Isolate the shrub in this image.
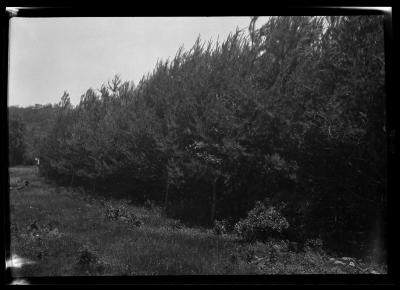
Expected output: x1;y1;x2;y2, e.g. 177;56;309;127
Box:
104;201;143;227
234;201;289;242
213;220;229;235
105;202;126;220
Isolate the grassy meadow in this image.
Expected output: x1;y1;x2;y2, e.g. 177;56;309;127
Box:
8;166;386;276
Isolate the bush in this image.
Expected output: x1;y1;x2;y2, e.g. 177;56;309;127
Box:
104;201;143;228
104;202;129;220
213;219;232;236
234;201;289;242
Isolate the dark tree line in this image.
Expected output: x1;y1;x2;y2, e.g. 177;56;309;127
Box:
10;16;387;258
8;104;58;165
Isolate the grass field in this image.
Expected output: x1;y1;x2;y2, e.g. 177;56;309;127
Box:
8;166;387;276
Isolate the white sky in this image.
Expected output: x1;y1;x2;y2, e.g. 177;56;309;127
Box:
8;17;269;107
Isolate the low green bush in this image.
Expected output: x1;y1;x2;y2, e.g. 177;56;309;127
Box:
104;201;143;228
213;219;231;236
234;201;289;242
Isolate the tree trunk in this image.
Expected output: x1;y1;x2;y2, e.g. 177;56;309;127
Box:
164;177;170;207
211;178;217;223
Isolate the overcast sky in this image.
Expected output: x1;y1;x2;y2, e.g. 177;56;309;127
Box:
8;17;267;107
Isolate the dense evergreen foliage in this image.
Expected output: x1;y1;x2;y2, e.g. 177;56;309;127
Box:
8;16;387;260
8;104;57;164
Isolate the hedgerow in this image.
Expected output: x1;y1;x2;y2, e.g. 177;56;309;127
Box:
31;16;386;260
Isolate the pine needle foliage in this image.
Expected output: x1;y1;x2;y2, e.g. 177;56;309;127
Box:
37;16;386;257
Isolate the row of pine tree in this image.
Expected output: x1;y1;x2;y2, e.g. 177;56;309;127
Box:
9;16;387;257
